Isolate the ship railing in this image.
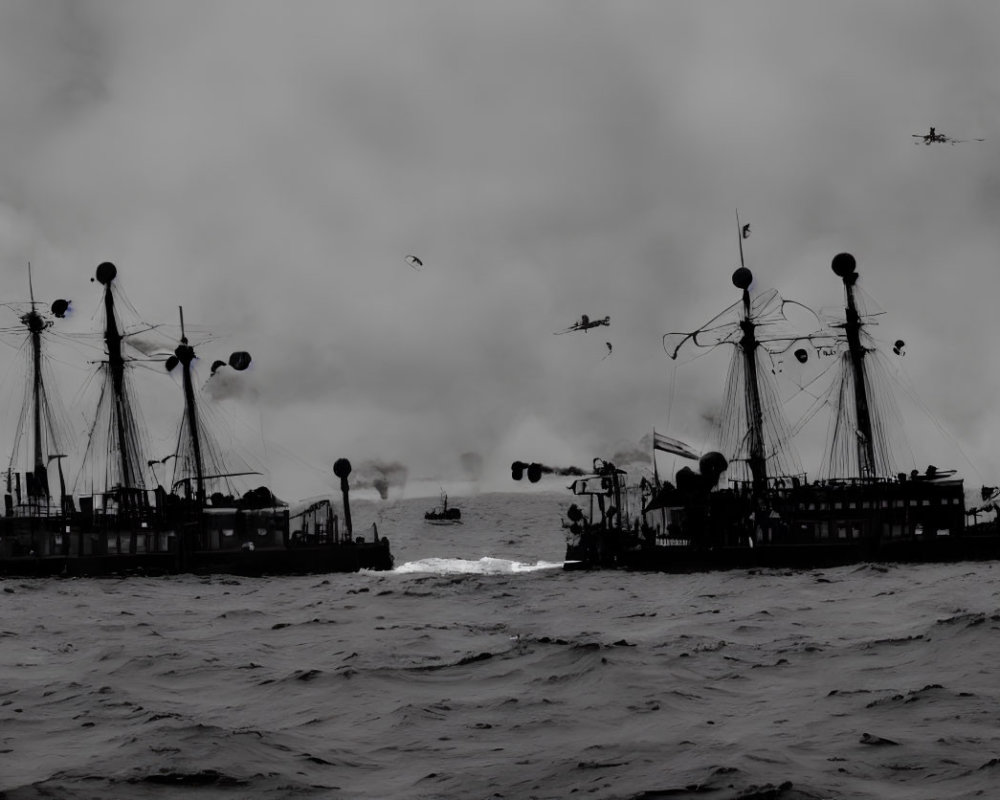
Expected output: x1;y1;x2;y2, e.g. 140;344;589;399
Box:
725;474;964;498
7;501;63;518
727;474;809;494
655;532;692;547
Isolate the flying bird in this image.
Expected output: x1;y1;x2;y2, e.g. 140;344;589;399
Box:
602;342;613;360
741;223;751;239
405;255;424;270
911;126;984;146
554;314;611;335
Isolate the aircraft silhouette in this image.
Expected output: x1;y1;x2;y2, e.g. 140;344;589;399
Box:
912;126;984;146
554;314;610;335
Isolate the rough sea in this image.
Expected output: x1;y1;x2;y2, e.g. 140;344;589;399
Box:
3;489;1000;799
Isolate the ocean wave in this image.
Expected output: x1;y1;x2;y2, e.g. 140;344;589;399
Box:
9;502;1000;800
393;556;563;575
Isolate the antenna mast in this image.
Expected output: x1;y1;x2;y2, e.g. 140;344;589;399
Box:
736;209;746;268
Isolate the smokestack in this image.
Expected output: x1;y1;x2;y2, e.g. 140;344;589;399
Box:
333;458;353;537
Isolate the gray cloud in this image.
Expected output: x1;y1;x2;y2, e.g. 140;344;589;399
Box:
2;1;999;499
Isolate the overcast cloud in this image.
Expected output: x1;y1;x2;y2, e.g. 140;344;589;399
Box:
1;1;998;499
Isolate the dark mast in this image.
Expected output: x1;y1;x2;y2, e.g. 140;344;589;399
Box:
6;269;72;509
732;212;768;495
174;307;205;504
26;288;46;492
832;252;877;479
20;267;50;500
95;261;145;497
733;264;768;495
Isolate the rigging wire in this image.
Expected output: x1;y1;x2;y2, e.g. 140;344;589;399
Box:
882;350;986;483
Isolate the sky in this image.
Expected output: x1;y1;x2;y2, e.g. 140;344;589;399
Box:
0;0;999;500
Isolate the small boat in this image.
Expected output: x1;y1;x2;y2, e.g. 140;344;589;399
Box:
549;249;1000;571
424;490;462;524
0;262;392;577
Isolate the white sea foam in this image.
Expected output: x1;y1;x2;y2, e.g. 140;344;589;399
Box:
394;556;563;574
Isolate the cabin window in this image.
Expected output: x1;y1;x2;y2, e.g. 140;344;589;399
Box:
894;501;904;508
848;502;857;509
834;502;843;510
223;529;235;538
880;501;889;508
808;503;816;511
921;500;930;506
837;527;848;539
257;527;269;538
953;498;961;505
820;503;828;511
141;521;148;529
818;522;829;539
861;502;870;509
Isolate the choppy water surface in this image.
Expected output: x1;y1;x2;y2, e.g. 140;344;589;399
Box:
4;491;1000;799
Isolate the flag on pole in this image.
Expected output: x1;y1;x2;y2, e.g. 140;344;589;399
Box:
652;432;700;460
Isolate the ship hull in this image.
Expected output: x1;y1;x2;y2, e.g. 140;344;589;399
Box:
563;468;1000;572
0;504;393;578
566;531;1000;572
0;541;394;578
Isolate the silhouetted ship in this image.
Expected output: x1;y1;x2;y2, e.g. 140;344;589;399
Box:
424;490;462;524
0;262;392;577
554;252;1000;571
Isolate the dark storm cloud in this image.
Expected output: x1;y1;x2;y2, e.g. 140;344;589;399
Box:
2;1;999;498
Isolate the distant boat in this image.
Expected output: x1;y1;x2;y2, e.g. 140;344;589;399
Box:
550;250;1000;571
0;262;392;577
424;491;462;525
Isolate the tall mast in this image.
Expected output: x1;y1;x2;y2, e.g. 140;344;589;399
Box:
174;306;205;504
832;252;877;478
732;265;768;495
26;266;45;484
11;266;73;506
15;263;52;502
95;261;142;496
733;211;767;494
